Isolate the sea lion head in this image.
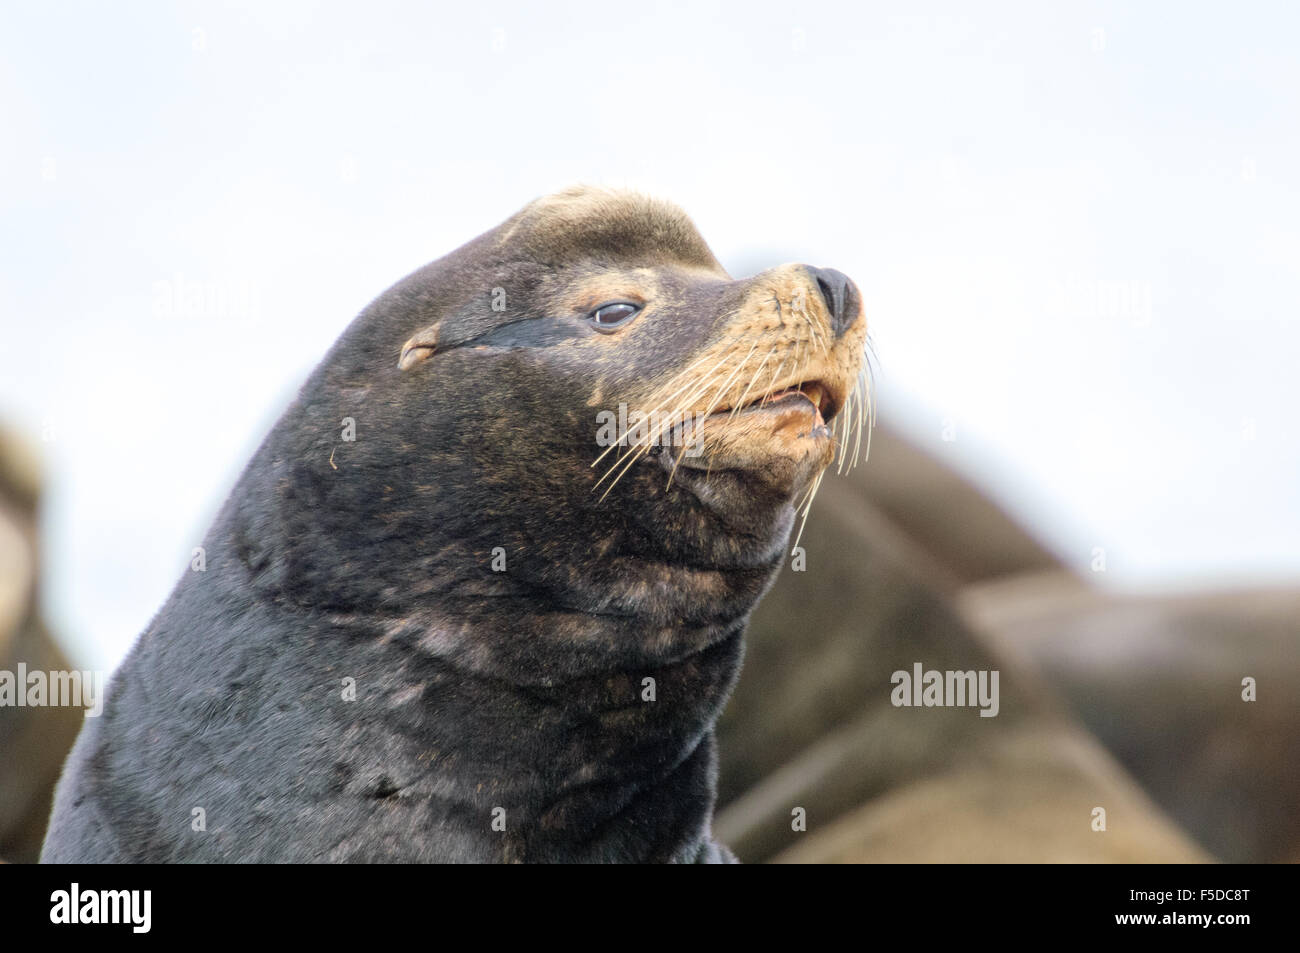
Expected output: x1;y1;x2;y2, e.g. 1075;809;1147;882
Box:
242;186;869;657
396;185;867;526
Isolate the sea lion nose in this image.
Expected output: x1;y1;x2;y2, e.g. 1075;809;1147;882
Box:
806;266;862;339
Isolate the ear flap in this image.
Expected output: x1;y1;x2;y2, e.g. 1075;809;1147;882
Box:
398;323;440;370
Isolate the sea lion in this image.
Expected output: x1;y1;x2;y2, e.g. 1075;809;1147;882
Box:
962;575;1300;863
712;419;1291;863
713;425;1208;863
42;186;869;863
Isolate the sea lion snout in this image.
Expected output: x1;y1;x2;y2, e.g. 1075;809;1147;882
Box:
805;266;863;340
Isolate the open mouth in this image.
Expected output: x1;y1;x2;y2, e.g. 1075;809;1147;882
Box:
712;380;841;430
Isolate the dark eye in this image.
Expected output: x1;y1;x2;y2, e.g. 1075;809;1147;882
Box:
590;302;640;331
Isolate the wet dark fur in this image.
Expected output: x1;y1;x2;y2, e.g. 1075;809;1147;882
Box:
43;189;823;863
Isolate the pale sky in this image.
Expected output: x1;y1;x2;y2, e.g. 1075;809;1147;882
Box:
2;1;1298;671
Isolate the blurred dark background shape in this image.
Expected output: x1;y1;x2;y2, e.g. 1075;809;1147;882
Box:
715;420;1299;862
963;578;1300;863
0;426;84;863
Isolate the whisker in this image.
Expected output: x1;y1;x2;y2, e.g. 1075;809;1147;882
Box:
790;467;826;553
596;373;723;496
664;341;761;488
592;347;741;485
836;381;855;474
589;346;734;470
728;347;777;422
